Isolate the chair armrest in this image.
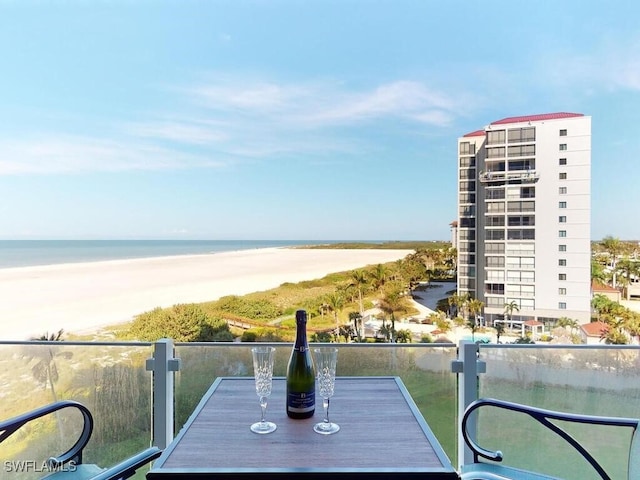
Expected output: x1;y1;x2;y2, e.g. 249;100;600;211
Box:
89;447;162;480
462;398;639;479
0;400;93;467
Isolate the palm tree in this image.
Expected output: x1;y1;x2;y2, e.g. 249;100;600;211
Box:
350;269;368;314
378;282;405;343
503;301;520;330
617;258;640;300
556;317;579;333
468;298;485;326
23;329;72;442
349;311;363;342
24;329;72;403
369;264;388;292
601;236;625;288
326;291;345;339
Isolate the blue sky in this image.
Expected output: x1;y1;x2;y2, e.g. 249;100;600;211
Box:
1;1;639;241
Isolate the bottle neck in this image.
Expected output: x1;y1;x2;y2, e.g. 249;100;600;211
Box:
294;321;308;348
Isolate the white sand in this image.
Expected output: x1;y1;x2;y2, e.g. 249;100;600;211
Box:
0;247;413;341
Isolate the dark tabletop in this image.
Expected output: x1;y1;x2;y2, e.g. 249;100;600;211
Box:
147;376;458;479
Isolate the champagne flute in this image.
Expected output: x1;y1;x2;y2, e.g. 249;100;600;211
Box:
250;346;277;434
313;347;340;435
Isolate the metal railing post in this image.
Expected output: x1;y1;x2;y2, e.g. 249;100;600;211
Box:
146;338;181;450
451;340;485;470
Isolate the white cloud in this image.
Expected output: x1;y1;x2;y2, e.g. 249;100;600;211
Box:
0;135;225;175
186;77;461;127
130;121;228;145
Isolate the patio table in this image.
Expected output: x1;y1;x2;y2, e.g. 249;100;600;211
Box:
147;376;457;479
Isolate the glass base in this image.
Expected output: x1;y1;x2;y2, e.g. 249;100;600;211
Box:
250;421;277;434
313;421;340;435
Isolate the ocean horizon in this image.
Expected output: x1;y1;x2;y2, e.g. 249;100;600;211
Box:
0;239;355;269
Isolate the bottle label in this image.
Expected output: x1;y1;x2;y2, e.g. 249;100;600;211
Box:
287;390;315;413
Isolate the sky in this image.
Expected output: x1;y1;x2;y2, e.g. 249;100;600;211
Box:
1;1;639;241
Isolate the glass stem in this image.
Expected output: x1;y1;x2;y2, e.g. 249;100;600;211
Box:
323;397;330;425
259;396;268;423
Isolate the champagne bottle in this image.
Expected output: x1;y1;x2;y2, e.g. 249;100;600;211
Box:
286;309;315;419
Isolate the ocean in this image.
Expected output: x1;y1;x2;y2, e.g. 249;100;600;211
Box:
0;240;337;269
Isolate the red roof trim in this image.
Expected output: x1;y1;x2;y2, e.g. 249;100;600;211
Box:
581;321;609;336
491;112;583;125
591;280;619;293
463;129;485;137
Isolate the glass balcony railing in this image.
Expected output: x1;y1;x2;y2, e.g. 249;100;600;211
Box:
1;340;638;479
475;344;640;479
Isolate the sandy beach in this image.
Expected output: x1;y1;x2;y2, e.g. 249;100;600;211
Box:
0;247;413;341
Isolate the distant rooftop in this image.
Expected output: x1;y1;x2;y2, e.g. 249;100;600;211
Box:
463;129;485;137
491;112;584;125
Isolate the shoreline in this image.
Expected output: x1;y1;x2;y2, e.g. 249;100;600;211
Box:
0;247;413;341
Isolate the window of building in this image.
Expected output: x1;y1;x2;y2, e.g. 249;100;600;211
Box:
486;146;506;158
486;283;505;295
559;129;567;136
506;242;535;255
559;172;567;180
521;187;535;199
508;158;535;171
458;254;476;264
559;158;567;165
559;144;567;151
460;156;476;168
559;230;567;237
507;229;535;240
486;229;505;240
486;216;505;227
486;297;504;307
506;270;535;282
459;193;476;203
559;187;567;194
559;244;567;252
486;256;505;267
487;270;505;281
559;201;567;208
486;189;505;200
486;202;505;214
559;259;567;266
459;205;476;217
506;256;535;269
487;130;506;145
460;218;475;228
559;274;567;281
459;230;475;240
484;243;504;253
559;216;567;223
519;298;535;309
507;200;535;212
460;181;476;192
459;169;475;179
459;142;475;155
559;302;567;309
559;288;567;295
507;144;536;157
508;215;535;227
459;241;476;253
508;127;536;143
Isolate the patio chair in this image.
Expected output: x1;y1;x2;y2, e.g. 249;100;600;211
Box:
460;398;639;480
0;400;161;480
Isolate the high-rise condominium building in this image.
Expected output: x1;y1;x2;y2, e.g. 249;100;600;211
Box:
457;112;591;326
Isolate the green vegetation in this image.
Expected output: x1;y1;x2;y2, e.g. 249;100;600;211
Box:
117;243;458;343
